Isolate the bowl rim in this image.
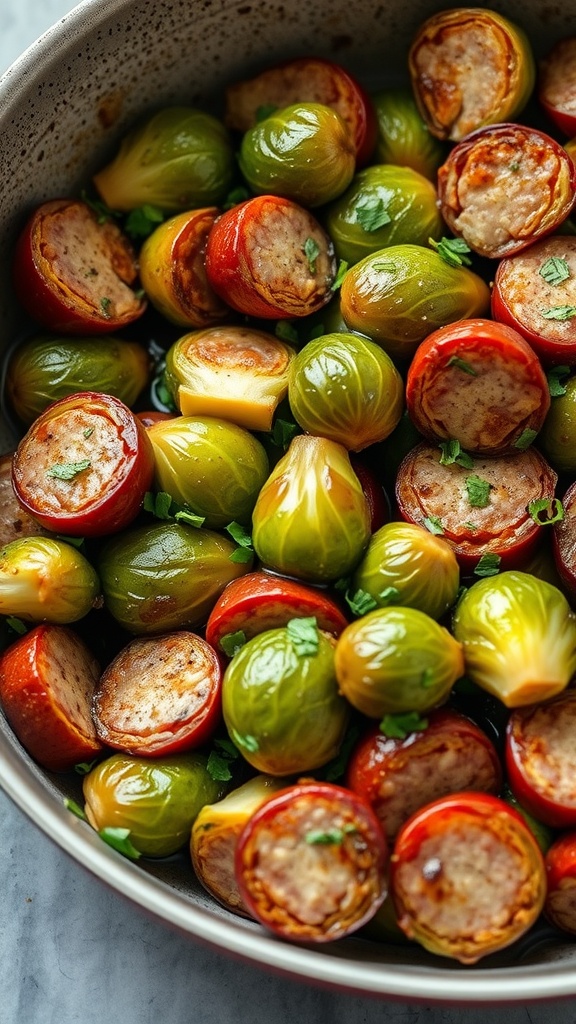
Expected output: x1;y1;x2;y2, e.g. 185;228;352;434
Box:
2;0;576;1004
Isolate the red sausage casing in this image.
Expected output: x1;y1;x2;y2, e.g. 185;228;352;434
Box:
544;832;576;935
539;38;576;137
553;479;576;598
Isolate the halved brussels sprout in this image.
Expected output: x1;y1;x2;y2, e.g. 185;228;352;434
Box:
453;571;576;707
340;244;490;360
147;415;269;529
288;332;404;451
164;326;296;432
239;102;356;207
93;107;235;212
351;521;460;620
98;521;250;634
83;751;224;857
325;164;443;265
5;334;151;426
334;606;465;718
372;89;445;181
251;434;371;583
0;536;100;624
538;375;576;475
222;625;349;775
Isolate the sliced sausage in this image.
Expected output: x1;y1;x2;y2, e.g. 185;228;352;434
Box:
437;124;576;259
405;318;550;455
205;195;337;319
506;690;576;828
390;792;547;963
0;623;103;772
544;833;576;935
395;441;558;573
539;38;576;137
0;452;48;546
492;235;576;365
346;709;502;844
93;631;222;756
235;780;388;943
553;479;576;598
12;198;146;333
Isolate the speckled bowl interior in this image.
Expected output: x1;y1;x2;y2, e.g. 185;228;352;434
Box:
2;0;576;1003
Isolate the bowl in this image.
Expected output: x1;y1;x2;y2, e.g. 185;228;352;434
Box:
1;0;576;1004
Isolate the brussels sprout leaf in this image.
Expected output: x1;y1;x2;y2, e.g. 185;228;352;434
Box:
5;616;27;635
423;515;444;535
345;588;378;616
465;474;492;508
429;236;472;267
270;417;300;449
124;204;164;239
99;827;141;860
379;711;429;739
287;616;319;656
331;259;349;292
64;797;88;821
541;305;576;320
446;355;478;377
46;459;91;480
539;256;571;286
513;428;538;450
439;439;474;469
219;630;247;657
528;497;565;525
547;365;571;397
356;196;391;232
473;552;501;577
207;750;233;782
230;728;259;753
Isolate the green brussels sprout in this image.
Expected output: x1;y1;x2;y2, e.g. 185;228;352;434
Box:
93;107;235;213
372;89;445;181
147;415;269;529
251;434;371;583
83;751;224;857
334;606;465;718
222;624;349;775
538;374;576;474
325;164;443;265
238;103;356;207
5;334;151;426
0;536;100;624
340;243;490;360
351;521;460;620
98;521;250;634
288;332;404;451
452;570;576;707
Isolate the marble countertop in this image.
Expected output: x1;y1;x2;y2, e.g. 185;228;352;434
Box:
0;3;575;1021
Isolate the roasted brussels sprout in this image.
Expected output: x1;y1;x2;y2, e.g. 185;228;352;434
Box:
325;164;443;265
0;536;100;624
222;624;349;775
340;244;490;360
351;521;460;620
334;606;465;718
239;103;356;207
98;521;250;634
372;89;445;181
83;751;224;857
452;571;576;707
93;107;235;213
538;374;576;474
5;334;151;426
147;415;269;529
251;434;371;583
287;332;404;451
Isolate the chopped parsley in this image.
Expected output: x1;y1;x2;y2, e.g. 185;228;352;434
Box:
303;236;320;274
207;739;240;782
5;616;27;635
46;459;91;481
528;497;564;526
356;195;391;232
225;521;254;563
379;711;429;739
143;491;205;527
548;365;571;397
539;256;571;287
429;236;472;268
65;797;87;821
465;474;492;508
100;296;112;315
541;305;576;320
219;630;247;658
331;259;349;291
439;439;474;469
513;428;538;451
423;514;444;535
305;825;357;845
270;417;300;449
446;355;478;376
286;616;319;657
99;827;141;860
124;203;164;239
473;552;501;577
345;587;378;616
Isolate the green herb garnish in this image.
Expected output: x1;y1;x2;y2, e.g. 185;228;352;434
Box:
423;515;444;535
99;827;141;860
124;203;164;239
219;630;247;658
446;355;478;376
270;417;300;449
303;237;321;274
275;320;300;344
541;305;576;320
286;616;319;657
548;365;571;397
345;588;378;616
528;497;564;525
356;196;391;232
439;439;474;469
465;474;492;508
539;256;571;286
226;521;254;563
46;459;91;481
473;552;501;577
379;711;429;739
429;236;472;267
331;259;349;292
513;428;538;450
65;797;87;820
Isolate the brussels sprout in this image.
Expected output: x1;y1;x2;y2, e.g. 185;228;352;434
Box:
93;107;235;213
5;334;151;426
98;521;250;634
251;434;371;583
334;606;465;718
288;332;404;451
452;570;576;707
239;103;356;207
538;374;576;474
147;416;269;529
164;326;296;432
340;244;490;360
0;536;100;624
325;164;443;265
83;751;224;857
351;521;460;620
372;89;445;181
222;625;349;775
